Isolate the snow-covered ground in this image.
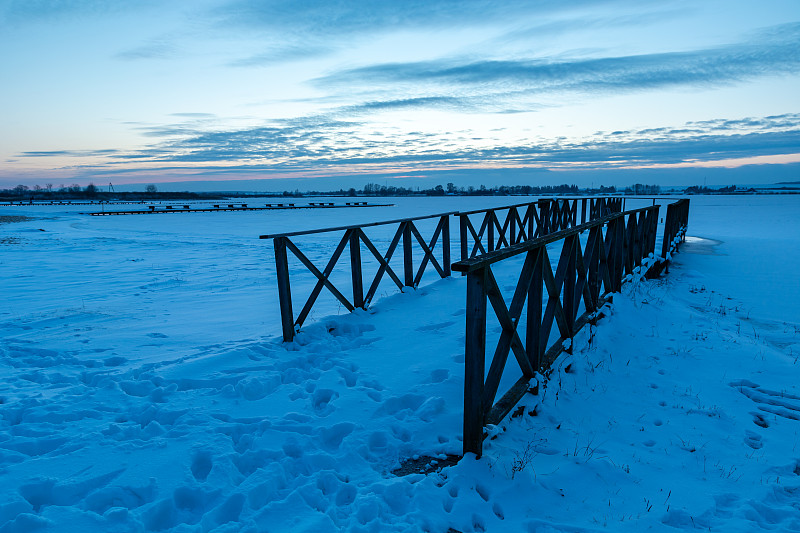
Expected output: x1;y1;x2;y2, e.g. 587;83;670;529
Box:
1;195;799;532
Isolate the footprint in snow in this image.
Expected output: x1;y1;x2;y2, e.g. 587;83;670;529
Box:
428;369;449;383
311;388;338;415
191;450;213;482
744;431;763;450
493;502;505;520
751;412;769;428
443;495;454;513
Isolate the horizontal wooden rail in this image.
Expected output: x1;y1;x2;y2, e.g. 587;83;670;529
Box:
454;204;662;457
260;211;456;240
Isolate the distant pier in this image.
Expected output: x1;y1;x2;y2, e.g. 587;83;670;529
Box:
87;202;392;216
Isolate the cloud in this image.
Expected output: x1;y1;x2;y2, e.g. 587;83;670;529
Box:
62;112;797;175
170;113;217;118
215;0;675;71
114;41;176;61
20;149;118;157
114;40;176;61
227;42;335;67
215;0;617;37
315;22;800;97
0;0;146;24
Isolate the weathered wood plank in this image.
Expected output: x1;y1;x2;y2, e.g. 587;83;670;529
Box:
261;210;457;239
403;222;413;286
564;235;577;339
274;236;295;341
464;268;488;457
527;248;543;371
460;215;469;263
442;215;451;277
350;229;364;308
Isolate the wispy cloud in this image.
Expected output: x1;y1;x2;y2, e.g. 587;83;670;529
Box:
214;0;644;66
315;22;800;99
170;112;217;119
114;40;176;61
0;0;145;25
20;149;118;158
227;42;335;67
25;113;796;176
215;0;618;37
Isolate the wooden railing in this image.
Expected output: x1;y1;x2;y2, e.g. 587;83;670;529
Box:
261;212;454;341
451;205;662;457
661;198;690;258
459;197;623;261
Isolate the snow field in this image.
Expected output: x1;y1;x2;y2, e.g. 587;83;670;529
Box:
0;195;798;531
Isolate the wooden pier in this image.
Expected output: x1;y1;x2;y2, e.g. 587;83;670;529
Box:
259;196;690;458
87;202;390;216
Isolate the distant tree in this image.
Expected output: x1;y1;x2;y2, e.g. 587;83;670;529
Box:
145;184;157;194
45;183;53;192
446;182;456;194
12;184;29;196
85;183;98;197
347;188;357;197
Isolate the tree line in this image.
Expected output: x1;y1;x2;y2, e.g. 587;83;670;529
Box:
3;181;681;202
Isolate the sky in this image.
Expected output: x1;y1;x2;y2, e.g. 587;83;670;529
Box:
1;0;799;190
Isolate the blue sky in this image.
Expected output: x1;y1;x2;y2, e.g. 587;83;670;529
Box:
1;0;799;189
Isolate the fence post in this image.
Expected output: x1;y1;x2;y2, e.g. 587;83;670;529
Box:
527;203;534;238
527;249;543;371
661;203;675;258
509;207;517;245
464;266;488;457
615;217;624;291
539;200;550;235
460;214;468;263
442;215;451;277
589;226;600;309
564;235;576;341
403;222;414;287
487;211;495;252
571;200;577;227
274;236;295;342
349;229;364;308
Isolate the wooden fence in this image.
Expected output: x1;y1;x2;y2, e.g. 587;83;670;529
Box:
262;197;628;342
661;198;691;258
260;196;689;456
451;204;665;457
459;197;623;261
261;212;454;341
